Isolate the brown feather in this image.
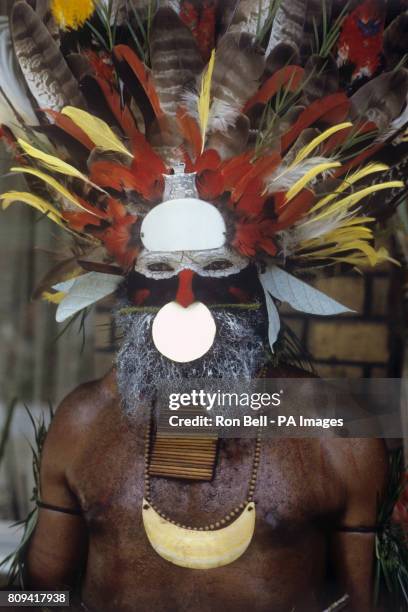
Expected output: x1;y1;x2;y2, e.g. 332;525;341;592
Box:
264;42;300;79
350;68;408;131
11;1;85;111
267;0;331;60
303;54;339;104
221;0;272;36
65;54;93;81
150;7;204;116
207;113;250;160
383;11;408;70
211;32;265;110
33;257;82;300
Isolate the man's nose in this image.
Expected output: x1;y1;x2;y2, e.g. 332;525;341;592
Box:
175;269;195;308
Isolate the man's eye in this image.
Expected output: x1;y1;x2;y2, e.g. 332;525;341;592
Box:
203;260;233;271
147;263;175;272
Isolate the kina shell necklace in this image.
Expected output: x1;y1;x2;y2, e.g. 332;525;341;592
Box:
142;412;262;570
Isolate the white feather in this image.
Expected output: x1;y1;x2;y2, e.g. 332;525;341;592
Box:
180;91;240;134
258;271;281;351
180;89;199;119
208;98;240;133
283;209;355;250
264;157;336;193
160;0;180;13
0;16;38;137
375;100;408;143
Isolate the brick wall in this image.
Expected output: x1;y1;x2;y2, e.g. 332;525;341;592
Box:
282;262;405;378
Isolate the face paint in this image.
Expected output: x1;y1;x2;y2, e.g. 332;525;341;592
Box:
134;247;249;280
136;171;250;364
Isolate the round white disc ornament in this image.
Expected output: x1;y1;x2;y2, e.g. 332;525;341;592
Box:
152;302;216;363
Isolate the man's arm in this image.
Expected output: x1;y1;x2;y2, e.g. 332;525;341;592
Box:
26;386;92;590
329;439;388;611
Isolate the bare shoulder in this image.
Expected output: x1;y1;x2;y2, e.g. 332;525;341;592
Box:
324;438;388;483
42;370;117;471
323;438;389;524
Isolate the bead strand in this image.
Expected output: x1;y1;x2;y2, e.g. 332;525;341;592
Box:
144;409;262;531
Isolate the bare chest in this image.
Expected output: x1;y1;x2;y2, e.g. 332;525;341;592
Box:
71;407;342;612
70;406;341;538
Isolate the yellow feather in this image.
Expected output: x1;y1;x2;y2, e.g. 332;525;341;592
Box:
198;50;216;153
285;162;341;202
42;291;66;304
1;191;64;226
17;139;90;181
291;123;352;166
10;167;101;216
61;107;132;158
302;245;397;267
310;163;390;213
303;181;404;225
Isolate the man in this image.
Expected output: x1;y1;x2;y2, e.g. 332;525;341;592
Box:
1;1;406;610
27;250;387;612
27;354;387;611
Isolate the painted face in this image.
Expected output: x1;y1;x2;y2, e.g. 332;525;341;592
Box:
135;191;250;363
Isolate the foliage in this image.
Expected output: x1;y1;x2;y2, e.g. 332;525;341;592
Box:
375;449;408;611
0;405;53;587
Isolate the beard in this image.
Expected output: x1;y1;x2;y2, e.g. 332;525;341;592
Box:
115;307;267;414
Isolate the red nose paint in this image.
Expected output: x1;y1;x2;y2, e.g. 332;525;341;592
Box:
176;269;195;308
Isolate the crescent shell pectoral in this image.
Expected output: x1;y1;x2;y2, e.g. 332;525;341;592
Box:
142;499;256;570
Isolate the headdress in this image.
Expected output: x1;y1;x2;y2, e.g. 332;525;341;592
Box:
1;0;407;363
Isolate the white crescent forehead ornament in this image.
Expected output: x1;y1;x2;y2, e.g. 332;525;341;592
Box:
141;168;226;253
141;198;226;252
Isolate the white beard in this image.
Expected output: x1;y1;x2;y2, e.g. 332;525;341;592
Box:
115;308;267;415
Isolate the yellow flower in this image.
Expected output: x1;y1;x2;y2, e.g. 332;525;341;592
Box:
51;0;96;30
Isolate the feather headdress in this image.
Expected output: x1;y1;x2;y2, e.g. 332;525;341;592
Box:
1;0;407;350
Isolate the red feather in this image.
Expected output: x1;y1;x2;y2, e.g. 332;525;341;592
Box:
193;149;221;173
180;0;216;61
275;189;315;229
222;152;253;191
177;108;202;159
244;66;305;112
232;152;281;204
94;77;139;139
236;177;267;216
102;218;139;270
281;93;350;152
84;49;115;83
196;170;224;200
233;218;278;257
114;45;163;119
62;211;103;232
101;198;139;269
90;161;163;201
131;131;167;175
